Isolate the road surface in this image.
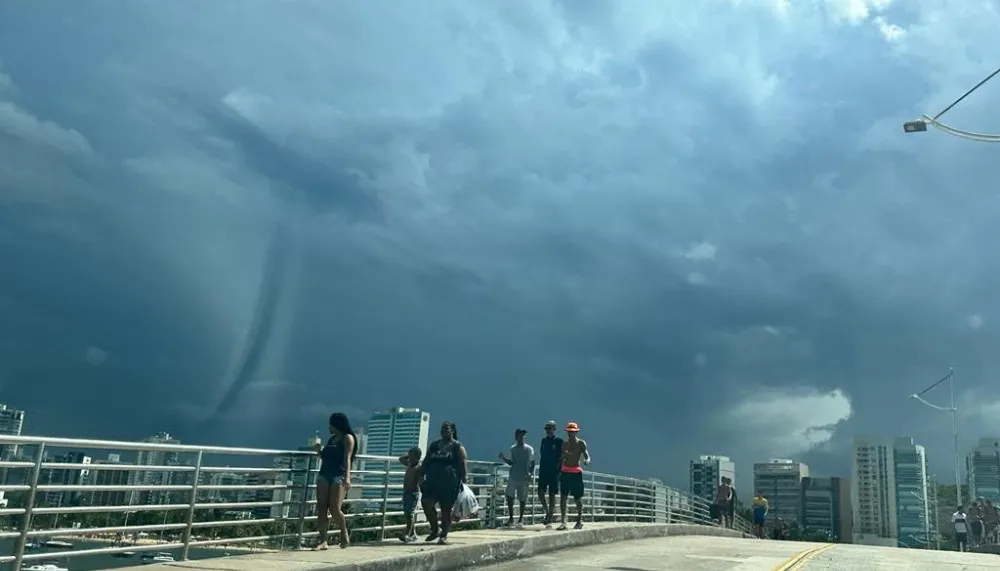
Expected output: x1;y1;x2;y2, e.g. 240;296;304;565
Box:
477;535;1000;570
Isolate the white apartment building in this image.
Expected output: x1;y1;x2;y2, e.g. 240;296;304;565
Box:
753;459;809;525
362;407;431;503
0;403;25;460
852;436;930;547
967;437;1000;503
130;432;182;505
0;403;26;509
689;455;735;505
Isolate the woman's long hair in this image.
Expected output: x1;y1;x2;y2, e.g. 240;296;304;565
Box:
329;412;359;465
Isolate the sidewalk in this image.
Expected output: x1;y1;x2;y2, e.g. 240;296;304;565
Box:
114;522;747;571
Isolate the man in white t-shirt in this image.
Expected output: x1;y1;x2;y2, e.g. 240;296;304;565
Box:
953;507;969;552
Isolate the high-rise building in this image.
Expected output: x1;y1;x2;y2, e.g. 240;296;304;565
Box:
362;407;431;503
894;437;931;548
852;437;898;545
131;432;182;505
689;455;735;505
800;476;852;542
852;436;931;548
40;451;92;507
89;454;132;507
272;437;319;519
967;438;1000;503
753;459;808;525
0;403;26;509
0;404;25;460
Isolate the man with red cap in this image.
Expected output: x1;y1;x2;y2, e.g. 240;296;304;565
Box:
557;421;590;530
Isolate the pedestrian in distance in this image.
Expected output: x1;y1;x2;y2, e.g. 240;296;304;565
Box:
953;505;969;552
557;421;590;530
312;412;357;550
537;420;563;528
499;428;535;528
751;491;769;539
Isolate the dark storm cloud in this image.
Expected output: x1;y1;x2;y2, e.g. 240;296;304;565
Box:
2;0;1000;489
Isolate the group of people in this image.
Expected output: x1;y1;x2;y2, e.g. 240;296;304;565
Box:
308;413;592;550
497;420;591;531
711;476;737;529
714;479;774;539
952;498;1000;551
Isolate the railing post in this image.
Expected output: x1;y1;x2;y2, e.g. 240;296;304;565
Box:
378;459;390;540
587;473;596;522
632;479;638;522
180;450;204;561
12;442;45;571
295;455;313;549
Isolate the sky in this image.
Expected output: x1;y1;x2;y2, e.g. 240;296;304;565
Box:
2;0;1000;492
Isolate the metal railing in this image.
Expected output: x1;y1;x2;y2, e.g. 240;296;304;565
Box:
0;435;749;570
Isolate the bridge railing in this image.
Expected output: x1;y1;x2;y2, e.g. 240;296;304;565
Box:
0;435;748;570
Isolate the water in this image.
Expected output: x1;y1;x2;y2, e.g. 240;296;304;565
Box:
0;539;259;570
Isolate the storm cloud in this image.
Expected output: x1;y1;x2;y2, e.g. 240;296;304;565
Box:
2;0;1000;490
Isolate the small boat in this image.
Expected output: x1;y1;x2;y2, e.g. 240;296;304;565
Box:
43;540;73;549
23;562;69;571
25;541;43;550
113;551;137;558
141;552;176;563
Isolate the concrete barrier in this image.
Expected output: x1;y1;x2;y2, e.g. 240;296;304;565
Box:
120;523;749;571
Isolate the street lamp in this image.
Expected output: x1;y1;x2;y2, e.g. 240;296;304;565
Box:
902;66;1000;142
909;368;962;512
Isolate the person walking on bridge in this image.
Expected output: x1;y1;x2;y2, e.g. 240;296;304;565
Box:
499;428;535;528
537;420;563;528
557;421;590;531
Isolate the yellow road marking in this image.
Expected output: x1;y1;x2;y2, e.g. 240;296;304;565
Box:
771;543;837;571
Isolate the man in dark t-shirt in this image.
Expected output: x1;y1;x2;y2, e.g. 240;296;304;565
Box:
537;420;563;528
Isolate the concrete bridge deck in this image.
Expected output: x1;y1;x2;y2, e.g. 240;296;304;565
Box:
113;523;1000;571
114;523;745;571
483;535;1000;571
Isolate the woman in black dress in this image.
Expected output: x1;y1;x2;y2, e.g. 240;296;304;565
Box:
313;412;357;550
420;420;468;544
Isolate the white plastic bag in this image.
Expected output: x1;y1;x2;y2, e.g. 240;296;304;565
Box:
451;484;480;522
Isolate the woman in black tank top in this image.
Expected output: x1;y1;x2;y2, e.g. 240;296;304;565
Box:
313;412;357;550
420;420;468;544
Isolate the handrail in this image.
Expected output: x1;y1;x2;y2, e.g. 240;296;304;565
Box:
0;434;750;569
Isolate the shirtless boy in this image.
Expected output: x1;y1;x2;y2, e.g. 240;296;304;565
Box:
557;422;590;530
397;446;423;543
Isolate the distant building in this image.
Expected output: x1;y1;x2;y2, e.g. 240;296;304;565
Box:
0;403;25;461
689;455;735;505
130;432;182;505
894;437;931;548
852;436;931;548
362;407;431;504
753;459;808;526
89;453;132;507
0;403;26;509
967;438;1000;503
801;476;852;542
40;451;91;507
271;437;319;519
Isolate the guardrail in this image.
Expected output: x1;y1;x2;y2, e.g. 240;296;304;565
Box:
0;435;749;570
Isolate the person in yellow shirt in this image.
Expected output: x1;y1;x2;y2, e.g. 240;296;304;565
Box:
751;492;769;539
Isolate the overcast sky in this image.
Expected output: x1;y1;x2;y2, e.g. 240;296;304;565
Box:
2;0;1000;491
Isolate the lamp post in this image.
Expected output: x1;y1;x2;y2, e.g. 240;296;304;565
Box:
909;368;962;512
902;67;1000;142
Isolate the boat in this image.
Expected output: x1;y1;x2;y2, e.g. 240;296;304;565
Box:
25;541;43;550
113;551;137;558
23;562;69;571
141;552;176;563
42;540;73;549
